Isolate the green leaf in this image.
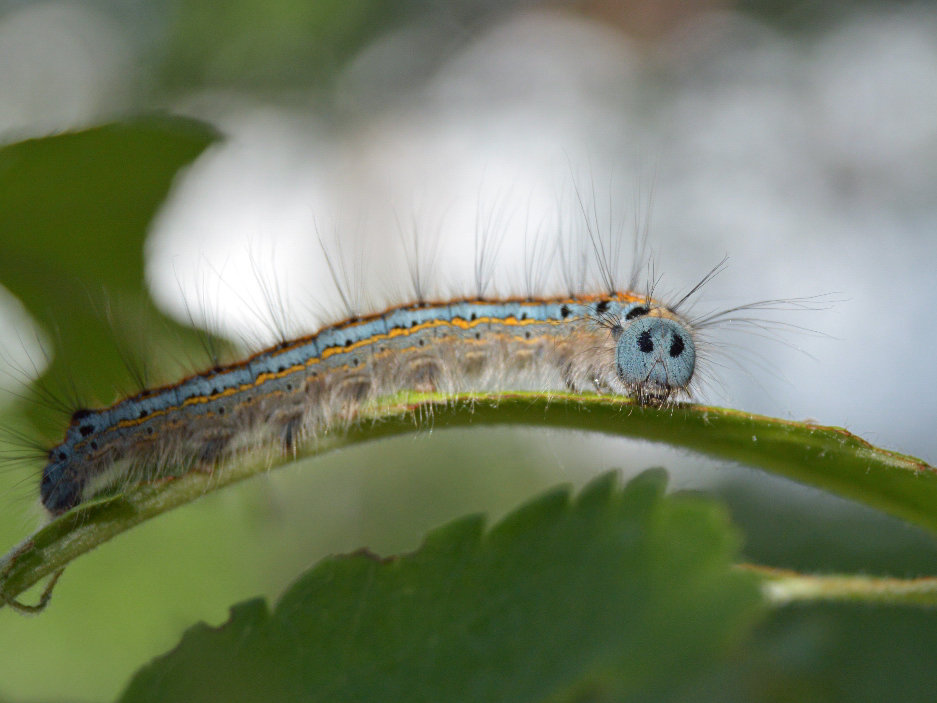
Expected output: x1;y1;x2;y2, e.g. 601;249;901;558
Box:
118;470;763;703
0;117;219;429
162;0;407;89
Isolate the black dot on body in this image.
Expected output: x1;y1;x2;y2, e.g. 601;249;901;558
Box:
596;300;610;314
626;306;648;320
79;425;94;437
669;334;685;358
560;305;571;318
637;330;654;353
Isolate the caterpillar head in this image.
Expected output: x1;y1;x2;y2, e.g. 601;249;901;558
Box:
613;307;696;402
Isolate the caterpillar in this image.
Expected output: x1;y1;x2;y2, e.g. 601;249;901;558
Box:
18;181;809;517
40;285;702;515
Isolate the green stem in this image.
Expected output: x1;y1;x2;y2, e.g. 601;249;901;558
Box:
2;392;935;609
741;564;937;607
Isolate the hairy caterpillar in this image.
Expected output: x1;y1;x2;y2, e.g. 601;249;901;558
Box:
10;187;809;517
42;291;702;514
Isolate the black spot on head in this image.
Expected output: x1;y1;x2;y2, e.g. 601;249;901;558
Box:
344;339;352;347
560;305;571;318
411;321;417;327
58;451;67;461
520;312;527;320
79;424;94;437
470;312;477;321
595;300;610;314
71;408;92;421
637;330;654;354
626;306;649;320
669;334;685;358
138;410;148;419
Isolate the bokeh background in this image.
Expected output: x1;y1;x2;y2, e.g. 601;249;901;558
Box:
0;0;936;700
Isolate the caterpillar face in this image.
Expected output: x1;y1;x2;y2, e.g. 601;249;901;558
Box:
613;309;696;399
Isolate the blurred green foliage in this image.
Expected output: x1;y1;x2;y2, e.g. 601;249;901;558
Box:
162;0;406;90
0;119;218;435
